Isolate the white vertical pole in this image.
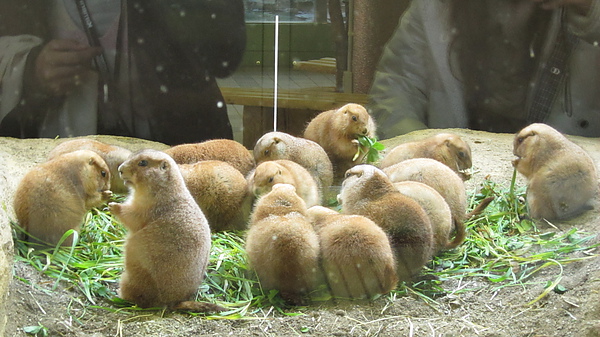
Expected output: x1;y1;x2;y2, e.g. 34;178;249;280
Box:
273;15;279;132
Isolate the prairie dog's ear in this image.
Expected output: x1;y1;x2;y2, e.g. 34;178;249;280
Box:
273;137;281;144
161;160;169;170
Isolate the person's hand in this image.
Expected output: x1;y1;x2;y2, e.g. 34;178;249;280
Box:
531;0;593;16
33;39;102;96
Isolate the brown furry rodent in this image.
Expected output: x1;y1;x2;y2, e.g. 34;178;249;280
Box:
253;131;334;193
513;123;599;220
337;165;434;282
380;133;472;179
383;158;468;246
307;206;398;299
179;160;252;232
247;159;320;207
164;139;255;176
48;138;132;194
303;103;377;183
109;149;221;312
245;183;321;305
392;181;457;253
14;150;112;246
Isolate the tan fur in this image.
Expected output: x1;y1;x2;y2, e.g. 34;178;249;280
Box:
14;150;112;246
247;159;321;207
109;149;216;310
337;165;434;282
380;133;472;179
48;138;132;193
392;181;457;253
179;160;252;232
303;104;377;183
383;158;467;247
307;206;398;299
513;123;599;220
253;131;334;192
164;139;255;176
245;184;321;305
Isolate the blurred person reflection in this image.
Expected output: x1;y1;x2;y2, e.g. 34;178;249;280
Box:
0;0;246;145
369;0;600;138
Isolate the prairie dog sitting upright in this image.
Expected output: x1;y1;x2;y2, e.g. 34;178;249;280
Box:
14;150;112;246
303;103;377;183
164;139;255;176
513;123;599;220
337;165;434;282
383;158;468;246
48;138;132;193
380;133;472;179
253;131;334;192
246;159;321;207
109;149;220;311
179;160;252;232
307;206;398;299
245;184;321;305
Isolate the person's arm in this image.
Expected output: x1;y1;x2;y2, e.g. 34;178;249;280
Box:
533;0;600;42
368;2;430;140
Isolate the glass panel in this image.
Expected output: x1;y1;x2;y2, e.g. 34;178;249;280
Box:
245;0;317;22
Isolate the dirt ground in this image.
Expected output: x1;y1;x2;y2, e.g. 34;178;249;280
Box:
5;129;600;337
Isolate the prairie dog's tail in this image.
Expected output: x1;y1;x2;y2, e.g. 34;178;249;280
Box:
446;196;495;250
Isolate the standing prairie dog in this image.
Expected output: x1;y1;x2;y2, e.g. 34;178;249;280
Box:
303;103;377;183
337;165;434;282
383;158;467;244
14;150;112;246
109;149;221;312
245;184;321;305
164;139;255;176
513;123;599;220
392;181;457;253
48;138;132;194
253;131;334;193
380;133;472;179
246;159;321;207
179;160;252;232
307;206;398;299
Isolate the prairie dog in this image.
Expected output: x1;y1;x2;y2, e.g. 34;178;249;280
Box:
392;181;457;253
245;184;321;305
109;149;219;311
164;139;255;176
307;206;398;299
513;123;599;220
14;150;112;246
253;131;334;192
383;158;467;242
48;138;132;193
380;133;472;179
303;103;377;182
179;160;252;232
337;165;434;282
247;159;320;207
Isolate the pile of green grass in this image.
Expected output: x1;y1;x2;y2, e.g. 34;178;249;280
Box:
11;172;599;320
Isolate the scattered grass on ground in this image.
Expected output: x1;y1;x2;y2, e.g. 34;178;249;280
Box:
11;172;599;321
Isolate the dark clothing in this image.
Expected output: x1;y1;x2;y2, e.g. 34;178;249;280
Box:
0;0;246;145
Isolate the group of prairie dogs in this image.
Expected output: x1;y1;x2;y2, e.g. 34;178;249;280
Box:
12;98;599;308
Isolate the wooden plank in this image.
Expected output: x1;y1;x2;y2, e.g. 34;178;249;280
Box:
221;86;368;111
293;57;337;74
